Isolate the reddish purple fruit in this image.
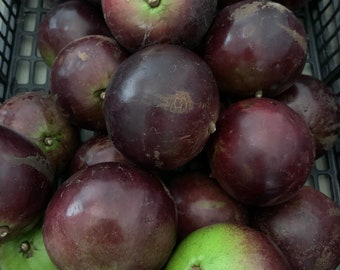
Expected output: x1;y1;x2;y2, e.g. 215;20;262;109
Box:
0;91;80;175
0;125;54;243
50;35;128;131
167;171;249;240
104;43;220;170
275;74;340;158
69;134;132;174
209;97;315;206
251;186;340;270
38;0;111;66
203;0;307;98
102;0;217;52
43;162;177;270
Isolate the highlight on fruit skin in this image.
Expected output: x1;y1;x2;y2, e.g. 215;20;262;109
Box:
42;162;178;270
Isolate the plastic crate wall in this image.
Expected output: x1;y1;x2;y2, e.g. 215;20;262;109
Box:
0;0;18;103
0;0;339;206
303;0;340;206
0;0;52;102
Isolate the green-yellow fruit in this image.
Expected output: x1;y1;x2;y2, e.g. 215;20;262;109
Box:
0;225;57;270
165;223;292;270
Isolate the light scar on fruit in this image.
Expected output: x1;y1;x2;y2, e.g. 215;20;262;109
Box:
157;90;194;114
149;91;194;165
77;51;89;61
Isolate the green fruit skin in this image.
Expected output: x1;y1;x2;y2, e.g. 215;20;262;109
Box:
165;223;292;270
0;225;57;270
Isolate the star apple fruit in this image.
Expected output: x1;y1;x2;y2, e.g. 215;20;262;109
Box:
0;224;57;270
38;0;112;66
50;34;128;131
251;186;340;270
69;133;132;174
0;91;81;176
101;0;218;52
208;97;315;206
0;125;54;243
104;43;220;170
165;223;292;270
43;162;177;270
203;0;307;98
275;74;340;158
167;171;249;240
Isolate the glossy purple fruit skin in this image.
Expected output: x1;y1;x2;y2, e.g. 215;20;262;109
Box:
38;0;111;66
50;35;128;131
0;125;54;242
251;186;340;270
275;74;340;158
0;91;80;175
204;0;307;98
167;171;249;240
102;0;217;52
69;134;132;174
209;97;315;206
104;44;220;170
43;162;177;270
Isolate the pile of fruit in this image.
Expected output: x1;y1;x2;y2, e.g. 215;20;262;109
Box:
0;0;339;269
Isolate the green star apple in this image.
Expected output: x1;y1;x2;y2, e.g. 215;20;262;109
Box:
165;223;292;270
0;225;57;270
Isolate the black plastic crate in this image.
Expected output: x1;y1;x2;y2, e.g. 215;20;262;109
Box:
0;0;339;207
0;0;52;100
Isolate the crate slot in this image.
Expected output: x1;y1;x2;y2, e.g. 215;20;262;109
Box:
33;60;48;85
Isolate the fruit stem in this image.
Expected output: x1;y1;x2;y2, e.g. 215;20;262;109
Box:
20;240;34;258
208;122;216;134
0;225;10;239
144;0;161;8
100;91;106;100
20;241;31;253
44;137;54;146
255;90;263;98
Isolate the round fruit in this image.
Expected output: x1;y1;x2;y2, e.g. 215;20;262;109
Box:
43;162;177;270
104;43;220;170
0;225;57;270
209;97;315;206
167;171;249;240
275;74;340;158
50;35;128;131
0;125;54;243
165;223;292;270
0;91;80;175
102;0;217;52
38;0;111;66
251;186;340;270
69;134;132;174
203;0;307;98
